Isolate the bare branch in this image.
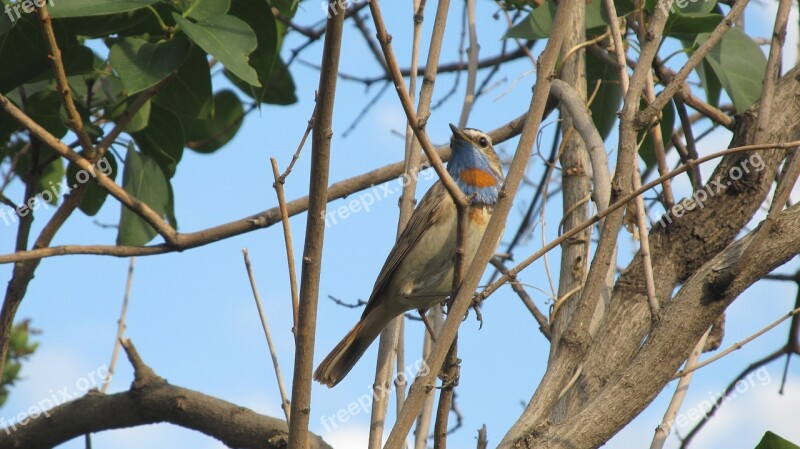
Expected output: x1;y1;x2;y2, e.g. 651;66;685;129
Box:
639;0;750;124
242;249;292;423
650;326;711;449
0;113;533;265
675;305;800;379
101;257;136;393
36;2;95;155
287;5;345;448
0;340;331;449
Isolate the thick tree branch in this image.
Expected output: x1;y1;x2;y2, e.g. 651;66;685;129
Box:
0;340;332;449
528;202;800;448
540;63;800;449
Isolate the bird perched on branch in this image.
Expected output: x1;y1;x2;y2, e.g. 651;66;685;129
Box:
314;124;504;387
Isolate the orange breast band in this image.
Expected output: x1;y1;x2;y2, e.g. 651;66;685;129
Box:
459;168;498;188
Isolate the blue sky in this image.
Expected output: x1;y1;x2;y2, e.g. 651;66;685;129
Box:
1;1;799;448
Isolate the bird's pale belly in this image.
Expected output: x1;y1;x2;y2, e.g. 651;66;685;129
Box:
392;205;496;312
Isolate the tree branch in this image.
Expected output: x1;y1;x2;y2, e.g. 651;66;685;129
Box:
0;112;535;265
287;6;345;448
0;340;332;449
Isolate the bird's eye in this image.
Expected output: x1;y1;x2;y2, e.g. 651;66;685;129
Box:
478;137;489;148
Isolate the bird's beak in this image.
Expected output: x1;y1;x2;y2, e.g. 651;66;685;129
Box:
449;123;469;142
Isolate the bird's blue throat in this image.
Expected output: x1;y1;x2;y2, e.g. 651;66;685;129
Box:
447;140;502;205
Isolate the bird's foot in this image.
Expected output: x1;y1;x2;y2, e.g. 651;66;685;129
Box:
469;294;484;329
437;357;462;389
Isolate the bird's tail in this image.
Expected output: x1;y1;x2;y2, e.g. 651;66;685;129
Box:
314;309;387;387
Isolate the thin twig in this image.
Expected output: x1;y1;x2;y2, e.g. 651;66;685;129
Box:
672;96;702;189
36;3;95;155
369;0;468;208
101;257;136;393
680;283;800;448
650;326;711;449
457;0;479;128
272;158;301;335
0;93;178;244
481;140;800;301
632;168;660;320
0;112;532;265
606;1;660;320
242;249;291;423
489;258;550;339
638;0;750;125
280;104;317;181
675;306;800;379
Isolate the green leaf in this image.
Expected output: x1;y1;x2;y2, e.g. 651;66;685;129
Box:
131;103;185;178
172;13;259;86
25;90;67;139
110;96;152;133
695;58;721;107
227;0;280;103
67;151;118;216
665;12;723;38
0;8;14;37
185;0;231;22
754;431;800;449
0;103;19;144
639;98;675;170
682;38;721;108
695;27;766;112
49;0;160;18
0;16;79;93
271;0;299;19
37;158;65;205
166;182;178;228
117;143;171;246
505;0;609;39
62;100;105;140
228;56;297;105
262;59;297;105
109;36;191;94
69;68;126;108
13;145;65;206
153;45;213;118
57;9;152;38
586;51;621;140
184;89;244;154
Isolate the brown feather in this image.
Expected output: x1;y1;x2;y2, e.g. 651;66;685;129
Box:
313;305;393;387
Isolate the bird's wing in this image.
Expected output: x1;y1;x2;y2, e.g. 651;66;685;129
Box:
360;181;449;319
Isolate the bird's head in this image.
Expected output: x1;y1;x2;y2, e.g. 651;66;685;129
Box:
447;123;504;205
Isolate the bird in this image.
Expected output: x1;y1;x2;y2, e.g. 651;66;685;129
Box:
313;124;505;387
